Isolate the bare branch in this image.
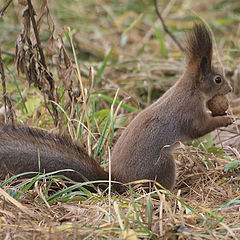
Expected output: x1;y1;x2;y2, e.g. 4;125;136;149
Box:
154;0;184;52
0;0;13;17
0;49;7;123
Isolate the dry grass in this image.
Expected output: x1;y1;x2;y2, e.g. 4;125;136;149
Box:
0;0;239;239
0;148;239;239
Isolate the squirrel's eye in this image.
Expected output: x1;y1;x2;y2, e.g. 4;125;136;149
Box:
215;76;222;84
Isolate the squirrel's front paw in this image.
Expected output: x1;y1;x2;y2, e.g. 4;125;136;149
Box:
222;116;234;127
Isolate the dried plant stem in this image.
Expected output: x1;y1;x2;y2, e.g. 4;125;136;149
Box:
67;28;91;146
108;147;111;222
1;50;15;57
27;0;58;126
154;0;184;52
6;95;14;124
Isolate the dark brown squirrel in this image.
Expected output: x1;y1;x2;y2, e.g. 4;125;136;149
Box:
0;23;233;191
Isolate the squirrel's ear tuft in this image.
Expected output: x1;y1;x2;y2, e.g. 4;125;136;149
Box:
200;56;211;75
185;23;212;70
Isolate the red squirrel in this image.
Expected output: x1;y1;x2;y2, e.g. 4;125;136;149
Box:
0;24;233;191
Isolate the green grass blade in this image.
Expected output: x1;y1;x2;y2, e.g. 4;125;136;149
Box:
153;25;168;58
210;216;225;230
64;30;71;46
0;172;39;188
93;93;139;112
94;116;110;159
147;195;153;228
13;76;28;114
91;99;96;152
95;46;113;87
129;186;153;237
45;180;110;203
78;110;85;141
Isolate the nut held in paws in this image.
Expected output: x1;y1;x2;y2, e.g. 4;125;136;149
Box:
207;94;229;116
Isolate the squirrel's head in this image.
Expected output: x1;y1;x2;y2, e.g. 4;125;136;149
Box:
185;23;232;100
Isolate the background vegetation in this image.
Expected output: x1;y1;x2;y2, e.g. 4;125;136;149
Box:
0;0;239;239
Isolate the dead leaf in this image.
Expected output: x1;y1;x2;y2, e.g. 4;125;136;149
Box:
56;45;74;90
45;35;58;58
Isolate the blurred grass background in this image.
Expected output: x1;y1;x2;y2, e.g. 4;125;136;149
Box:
0;0;239;239
1;0;239;133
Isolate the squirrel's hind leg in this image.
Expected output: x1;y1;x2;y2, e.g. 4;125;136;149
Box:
134;144;177;191
153;143;179;190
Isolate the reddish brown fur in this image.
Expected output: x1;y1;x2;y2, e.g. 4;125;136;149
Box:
0;24;233;191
